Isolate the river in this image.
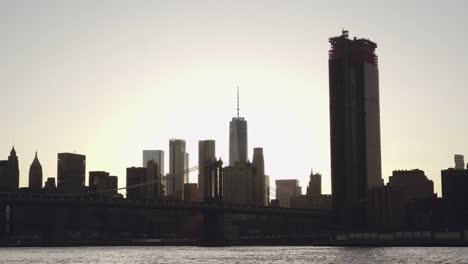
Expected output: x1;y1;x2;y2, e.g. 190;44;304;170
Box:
0;246;467;263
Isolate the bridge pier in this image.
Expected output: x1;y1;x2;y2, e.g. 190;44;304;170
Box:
201;198;225;246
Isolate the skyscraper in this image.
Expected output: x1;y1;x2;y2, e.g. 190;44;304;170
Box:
306;170;322;197
146;160;162;200
169;139;188;200
198;140;216;199
126;167;146;200
252;147;266;206
57;153;86;193
229;88;248;166
0;146;19;192
454;154;464;169
142;150;164;175
329;30;383;227
275;179;300;208
28;151;43;191
224;162;256;205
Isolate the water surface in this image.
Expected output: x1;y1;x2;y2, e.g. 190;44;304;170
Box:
1;246;467;264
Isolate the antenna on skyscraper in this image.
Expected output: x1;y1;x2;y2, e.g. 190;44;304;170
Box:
237;85;240;118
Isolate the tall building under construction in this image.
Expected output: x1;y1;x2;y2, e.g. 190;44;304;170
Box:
328;30;383;227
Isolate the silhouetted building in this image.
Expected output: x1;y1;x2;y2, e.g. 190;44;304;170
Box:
454;154;465;170
291;172;331;210
329;30;383;227
168;139;188;200
198;140;216;200
252;147;266;206
89;171;119;197
367;170;434;229
275;179;300;208
367;185;407;229
57;153;85;194
441;168;468;227
306;170;322;196
96;175;118;197
387;169;434;200
43;177;57;193
89;171;109;188
28;151;43;191
0;146;20;192
229;88;248;166
142;150;164;175
126;167;146;200
145;160;162;200
224;162;256;205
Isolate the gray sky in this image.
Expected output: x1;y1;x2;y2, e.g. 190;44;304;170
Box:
1;0;467;196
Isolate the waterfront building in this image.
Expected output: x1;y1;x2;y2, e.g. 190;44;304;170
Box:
328;30;383;227
441;168;468;227
387;169;434;200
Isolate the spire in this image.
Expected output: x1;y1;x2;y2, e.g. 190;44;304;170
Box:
32;150;41;166
10;145;16;157
237;85;240;118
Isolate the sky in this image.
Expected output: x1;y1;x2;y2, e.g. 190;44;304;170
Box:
1;0;468;196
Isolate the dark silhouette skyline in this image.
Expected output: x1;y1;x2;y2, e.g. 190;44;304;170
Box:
1;28;468;247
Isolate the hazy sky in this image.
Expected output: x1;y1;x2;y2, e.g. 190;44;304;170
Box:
1;0;467;196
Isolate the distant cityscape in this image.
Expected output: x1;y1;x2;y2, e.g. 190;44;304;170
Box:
1;30;467;246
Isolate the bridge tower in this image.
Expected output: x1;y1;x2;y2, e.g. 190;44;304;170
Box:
201;159;225;246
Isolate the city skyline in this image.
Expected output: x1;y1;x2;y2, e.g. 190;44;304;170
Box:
2;1;468;197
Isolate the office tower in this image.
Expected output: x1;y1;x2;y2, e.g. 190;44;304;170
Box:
142;150;164;175
89;171;119;197
89;171;110;187
224;162;256;205
306;170;322;196
146;160;162;200
252;147;266;206
98;175;118;197
126;167;146;200
387;169;434;200
441;168;468;227
229;88;248;166
0;146;20;192
275;179;300;208
454;154;464;170
329;30;383;227
169;139;188;200
28;151;43;191
57;153;86;193
198;140;216;199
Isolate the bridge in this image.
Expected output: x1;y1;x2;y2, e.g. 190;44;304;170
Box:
0;192;330;246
